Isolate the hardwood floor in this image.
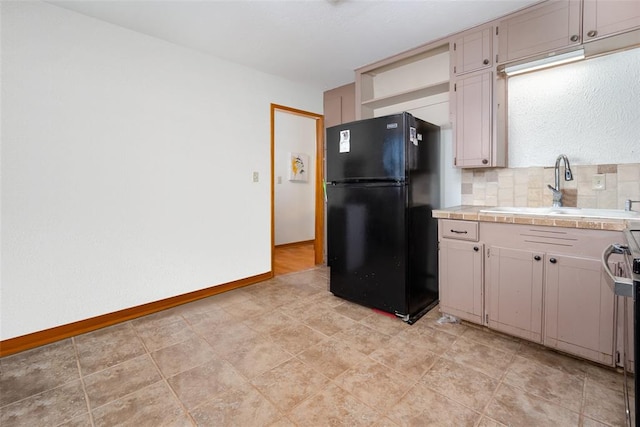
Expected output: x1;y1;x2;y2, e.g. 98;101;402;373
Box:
274;240;316;275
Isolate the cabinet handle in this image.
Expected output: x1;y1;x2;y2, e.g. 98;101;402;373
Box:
482;159;489;165
570;34;579;42
483;59;489;65
587;30;598;38
550;258;557;264
473;246;479;252
534;255;541;261
450;229;468;234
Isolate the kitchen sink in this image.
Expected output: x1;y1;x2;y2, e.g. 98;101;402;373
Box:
479;206;640;219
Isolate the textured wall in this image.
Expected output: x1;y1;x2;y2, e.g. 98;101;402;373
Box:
508;48;640;167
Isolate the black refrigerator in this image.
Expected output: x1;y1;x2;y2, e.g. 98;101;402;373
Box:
326;112;440;324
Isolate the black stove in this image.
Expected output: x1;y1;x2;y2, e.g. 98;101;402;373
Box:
622;222;640;427
625;225;640;277
604;222;640;427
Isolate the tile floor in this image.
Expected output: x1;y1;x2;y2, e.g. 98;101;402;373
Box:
0;266;630;426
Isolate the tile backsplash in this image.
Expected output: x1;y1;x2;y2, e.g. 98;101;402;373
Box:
461;163;640;209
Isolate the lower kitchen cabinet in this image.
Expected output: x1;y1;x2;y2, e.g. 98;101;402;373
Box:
439;239;484;324
544;253;615;365
437;220;624;366
480;222;621;366
486;246;544;343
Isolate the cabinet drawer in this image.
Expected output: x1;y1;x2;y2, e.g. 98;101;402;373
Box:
441;220;479;241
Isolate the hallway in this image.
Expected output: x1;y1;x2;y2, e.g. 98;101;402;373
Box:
273;241;316;276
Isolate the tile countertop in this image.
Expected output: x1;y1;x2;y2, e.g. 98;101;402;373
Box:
433;206;630;232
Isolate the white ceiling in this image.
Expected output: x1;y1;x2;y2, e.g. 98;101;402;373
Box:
48;0;540;91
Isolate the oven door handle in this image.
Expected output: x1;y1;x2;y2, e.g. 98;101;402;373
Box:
601;244;634;297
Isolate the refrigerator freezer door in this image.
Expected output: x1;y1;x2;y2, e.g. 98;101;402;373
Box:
326;114;407;182
327;182;407;314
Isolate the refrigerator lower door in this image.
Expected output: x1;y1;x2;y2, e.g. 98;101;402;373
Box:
327;182;407;315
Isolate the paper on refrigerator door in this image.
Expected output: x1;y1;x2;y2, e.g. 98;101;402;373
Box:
339;130;350;153
410;127;418;146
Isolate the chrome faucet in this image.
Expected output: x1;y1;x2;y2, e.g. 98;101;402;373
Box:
547;154;573;207
625;199;640;211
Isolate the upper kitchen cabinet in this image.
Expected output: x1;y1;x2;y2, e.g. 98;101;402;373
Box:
450;24;506;168
355;43;449;120
452;27;494;75
451;73;507;169
497;0;581;64
497;0;640;65
452;72;494;168
323;83;356;128
582;0;640;43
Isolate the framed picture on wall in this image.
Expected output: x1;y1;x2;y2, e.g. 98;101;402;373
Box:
288;152;309;182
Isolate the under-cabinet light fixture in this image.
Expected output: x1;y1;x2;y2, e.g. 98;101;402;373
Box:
503;48;585;76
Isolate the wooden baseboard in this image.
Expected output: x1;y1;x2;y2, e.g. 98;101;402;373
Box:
0;271;273;357
275;239;314;249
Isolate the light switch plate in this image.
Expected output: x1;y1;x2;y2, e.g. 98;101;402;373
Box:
592;174;605;190
253;171;259;182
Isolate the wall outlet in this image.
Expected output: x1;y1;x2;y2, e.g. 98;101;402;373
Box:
253;171;259;182
592;174;605;190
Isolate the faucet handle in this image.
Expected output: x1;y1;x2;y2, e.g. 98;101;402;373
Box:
548;185;563;207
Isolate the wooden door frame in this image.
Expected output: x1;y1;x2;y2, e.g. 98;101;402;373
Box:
270;104;325;273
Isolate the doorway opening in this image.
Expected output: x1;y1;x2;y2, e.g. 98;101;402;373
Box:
270;104;324;276
273;241;315;275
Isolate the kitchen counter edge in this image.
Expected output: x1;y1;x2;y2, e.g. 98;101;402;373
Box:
433;206;629;232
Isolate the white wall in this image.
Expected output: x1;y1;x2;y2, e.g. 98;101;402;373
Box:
508;47;640;167
274;111;317;245
0;1;322;340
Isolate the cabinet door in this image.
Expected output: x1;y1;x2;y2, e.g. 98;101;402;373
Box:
583;0;640;42
453;27;493;75
454;71;492;168
487;246;543;342
439;239;483;324
544;254;615;365
497;0;581;64
323;83;355;128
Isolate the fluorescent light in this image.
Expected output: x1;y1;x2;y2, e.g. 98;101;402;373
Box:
504;49;585;76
